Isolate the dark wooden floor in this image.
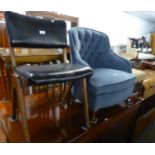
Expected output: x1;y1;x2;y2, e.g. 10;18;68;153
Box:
0;92;141;143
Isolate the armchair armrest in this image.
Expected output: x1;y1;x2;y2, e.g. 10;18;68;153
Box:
111;52;132;72
99;50;132;73
70;48;89;66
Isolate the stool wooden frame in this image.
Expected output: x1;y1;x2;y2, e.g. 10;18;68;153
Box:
5;11;90;142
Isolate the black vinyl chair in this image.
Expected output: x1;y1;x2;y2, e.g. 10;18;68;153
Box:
4;11;92;142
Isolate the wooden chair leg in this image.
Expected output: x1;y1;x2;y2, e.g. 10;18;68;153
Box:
60;82;72;106
81;78;90;130
9;75;18;121
10;87;18;121
16;77;31;142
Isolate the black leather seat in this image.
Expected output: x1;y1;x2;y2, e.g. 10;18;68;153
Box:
5;11;92;142
15;64;92;85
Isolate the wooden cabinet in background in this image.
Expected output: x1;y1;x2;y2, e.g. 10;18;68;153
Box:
0;21;9;100
0;22;9;48
26;11;79;27
150;32;155;55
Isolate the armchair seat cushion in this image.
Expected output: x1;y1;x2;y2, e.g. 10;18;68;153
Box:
15;64;92;85
88;68;136;95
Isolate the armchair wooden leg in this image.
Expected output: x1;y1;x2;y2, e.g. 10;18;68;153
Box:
90;112;98;124
81;78;90;130
16;77;31;142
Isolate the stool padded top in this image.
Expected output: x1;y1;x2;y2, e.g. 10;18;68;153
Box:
15;64;93;85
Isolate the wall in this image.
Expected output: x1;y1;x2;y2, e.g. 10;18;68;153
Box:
49;7;155;46
79;11;127;46
124;13;155;41
78;12;155;46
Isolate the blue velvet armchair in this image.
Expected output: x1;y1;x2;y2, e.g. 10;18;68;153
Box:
68;27;136;114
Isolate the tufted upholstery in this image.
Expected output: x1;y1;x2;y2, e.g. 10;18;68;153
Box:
68;27;136;112
69;27;132;72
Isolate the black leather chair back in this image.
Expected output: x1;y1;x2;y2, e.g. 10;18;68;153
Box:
5;11;67;48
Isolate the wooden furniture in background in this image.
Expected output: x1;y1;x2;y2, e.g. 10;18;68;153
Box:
0;95;141;142
0;12;9;48
150;32;155;55
0;12;9;100
141;60;155;70
26;11;79;27
0;22;9;48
